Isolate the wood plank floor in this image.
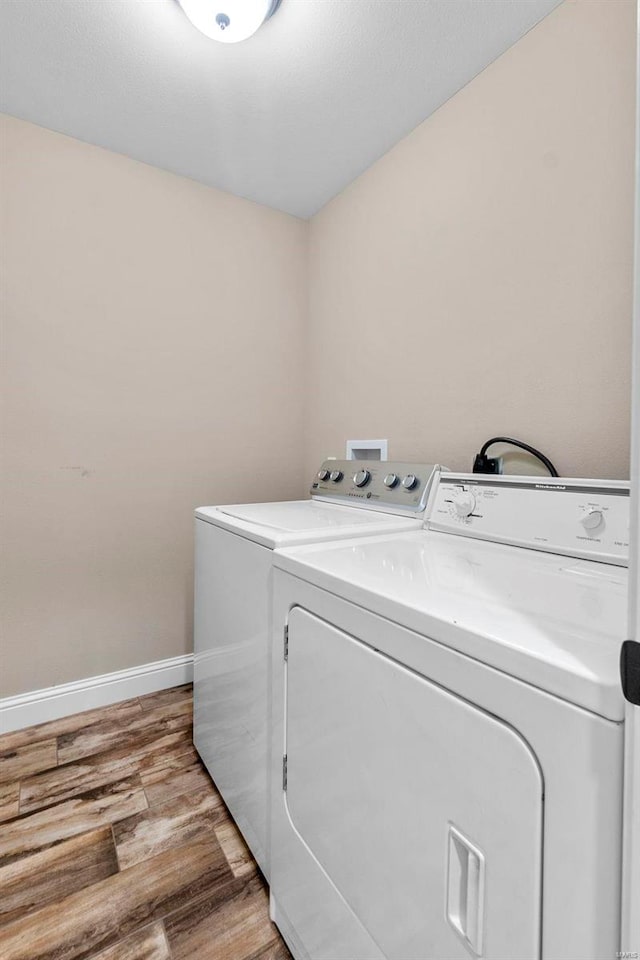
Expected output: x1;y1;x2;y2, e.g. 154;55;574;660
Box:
0;685;292;960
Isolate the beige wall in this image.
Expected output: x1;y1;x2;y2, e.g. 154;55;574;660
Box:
306;0;636;479
1;0;636;699
0;115;307;697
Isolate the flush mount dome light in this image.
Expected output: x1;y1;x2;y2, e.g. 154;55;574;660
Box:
177;0;282;43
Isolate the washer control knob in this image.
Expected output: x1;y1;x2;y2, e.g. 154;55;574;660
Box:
354;469;371;488
384;473;399;488
452;490;476;518
402;474;419;490
581;509;604;531
329;470;343;483
317;469;330;481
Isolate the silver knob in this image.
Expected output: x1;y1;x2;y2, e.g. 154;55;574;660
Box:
330;470;343;483
317;469;330;481
384;473;399;488
402;474;419;490
353;469;371;488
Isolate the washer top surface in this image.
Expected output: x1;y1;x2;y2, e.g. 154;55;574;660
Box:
273;529;628;720
195;499;422;549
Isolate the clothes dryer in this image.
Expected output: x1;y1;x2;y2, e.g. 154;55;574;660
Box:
270;473;629;960
194;459;443;877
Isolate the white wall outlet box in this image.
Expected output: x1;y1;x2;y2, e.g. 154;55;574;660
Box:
346;439;388;461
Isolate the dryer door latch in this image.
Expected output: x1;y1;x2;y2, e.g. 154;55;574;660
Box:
620;640;640;705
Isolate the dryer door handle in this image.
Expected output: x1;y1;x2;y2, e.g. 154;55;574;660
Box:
446;825;485;956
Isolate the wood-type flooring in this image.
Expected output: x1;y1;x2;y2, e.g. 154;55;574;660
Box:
0;684;292;960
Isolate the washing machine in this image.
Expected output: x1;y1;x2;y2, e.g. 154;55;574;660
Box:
269;473;630;960
193;459;443;878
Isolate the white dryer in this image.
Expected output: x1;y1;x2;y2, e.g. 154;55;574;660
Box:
270;473;630;960
193;459;443;878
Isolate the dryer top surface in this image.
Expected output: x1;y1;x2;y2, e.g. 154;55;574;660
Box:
274;529;628;720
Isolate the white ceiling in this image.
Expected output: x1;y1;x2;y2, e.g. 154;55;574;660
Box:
0;0;562;218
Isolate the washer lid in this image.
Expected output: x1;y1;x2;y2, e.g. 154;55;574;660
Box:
195;500;421;548
274;529;628;720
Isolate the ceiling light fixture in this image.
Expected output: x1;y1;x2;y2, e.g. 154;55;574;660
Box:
176;0;282;44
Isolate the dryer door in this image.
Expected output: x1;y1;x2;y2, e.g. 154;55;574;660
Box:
275;607;544;960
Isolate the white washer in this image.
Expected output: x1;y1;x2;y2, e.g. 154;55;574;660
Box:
193;459;443;877
270;473;630;960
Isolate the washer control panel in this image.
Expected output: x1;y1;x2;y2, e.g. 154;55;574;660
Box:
428;473;630;565
311;460;443;514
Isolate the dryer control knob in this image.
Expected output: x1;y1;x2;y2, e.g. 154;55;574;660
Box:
317;469;330;481
402;474;419;490
330;470;343;483
581;509;604;531
452;490;476;518
354;469;371;488
384;473;399;488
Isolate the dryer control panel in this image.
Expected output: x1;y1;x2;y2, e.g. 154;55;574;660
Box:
311;460;444;515
428;473;630;565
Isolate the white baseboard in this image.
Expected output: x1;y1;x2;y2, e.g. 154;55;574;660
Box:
0;654;194;735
